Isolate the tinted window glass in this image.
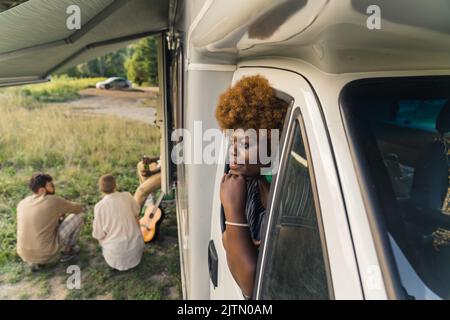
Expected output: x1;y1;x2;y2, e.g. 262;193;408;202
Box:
259;118;330;300
388;99;446;131
341;77;450;299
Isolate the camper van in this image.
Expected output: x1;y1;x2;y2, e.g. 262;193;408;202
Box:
1;0;450;300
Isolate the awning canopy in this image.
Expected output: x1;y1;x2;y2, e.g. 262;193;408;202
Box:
0;0;181;86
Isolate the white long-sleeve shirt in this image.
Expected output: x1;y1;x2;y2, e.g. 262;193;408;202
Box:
93;192;144;271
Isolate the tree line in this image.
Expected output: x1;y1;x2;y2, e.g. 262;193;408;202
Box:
59;37;158;86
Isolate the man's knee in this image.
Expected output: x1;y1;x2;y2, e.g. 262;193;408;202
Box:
65;212;85;224
135;184;146;195
77;212;85;219
75;213;85;228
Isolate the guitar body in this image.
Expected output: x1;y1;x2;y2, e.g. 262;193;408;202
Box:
140;204;164;243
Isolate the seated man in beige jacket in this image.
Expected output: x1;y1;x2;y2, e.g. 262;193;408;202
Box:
93;174;144;271
17;173;84;271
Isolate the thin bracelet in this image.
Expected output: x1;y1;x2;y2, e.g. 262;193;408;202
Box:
225;221;249;227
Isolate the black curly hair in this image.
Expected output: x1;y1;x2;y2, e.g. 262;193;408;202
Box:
29;173;52;193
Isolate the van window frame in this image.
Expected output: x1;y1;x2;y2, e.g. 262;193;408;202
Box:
254;105;334;300
157;32;179;194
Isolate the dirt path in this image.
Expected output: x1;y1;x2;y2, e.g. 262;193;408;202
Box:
68;87;158;124
0;275;67;300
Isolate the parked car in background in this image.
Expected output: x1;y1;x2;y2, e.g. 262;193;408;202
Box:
96;77;132;90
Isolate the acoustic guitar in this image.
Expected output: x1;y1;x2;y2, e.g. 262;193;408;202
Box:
140;193;165;243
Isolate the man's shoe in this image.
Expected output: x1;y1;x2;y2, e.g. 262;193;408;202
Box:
60;252;76;263
28;263;43;272
60;245;80;262
70;245;81;255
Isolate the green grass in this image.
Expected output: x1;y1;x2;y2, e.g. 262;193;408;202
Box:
64;207;181;300
0;86;181;300
1;76;106;104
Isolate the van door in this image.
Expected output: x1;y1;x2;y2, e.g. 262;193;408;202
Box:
209;67;363;299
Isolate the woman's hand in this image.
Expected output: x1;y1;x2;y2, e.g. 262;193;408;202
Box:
220;173;247;222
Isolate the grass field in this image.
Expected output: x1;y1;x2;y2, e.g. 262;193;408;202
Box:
0;80;181;299
3;76;106;104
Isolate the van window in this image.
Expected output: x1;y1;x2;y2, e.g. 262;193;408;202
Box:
259;117;331;300
340;77;450;299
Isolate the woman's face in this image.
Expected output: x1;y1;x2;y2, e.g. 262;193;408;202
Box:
228;129;269;176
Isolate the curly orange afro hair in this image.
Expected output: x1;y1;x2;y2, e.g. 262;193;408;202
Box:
215;75;289;131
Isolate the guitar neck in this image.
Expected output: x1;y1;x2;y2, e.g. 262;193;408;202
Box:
150;192;165;215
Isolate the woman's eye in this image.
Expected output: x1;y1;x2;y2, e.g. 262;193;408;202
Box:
240;142;250;149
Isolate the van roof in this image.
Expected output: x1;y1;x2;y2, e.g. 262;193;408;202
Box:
188;0;450;73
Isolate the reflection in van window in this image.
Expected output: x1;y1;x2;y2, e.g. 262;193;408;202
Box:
388;99;446;131
341;78;450;299
259;120;330;300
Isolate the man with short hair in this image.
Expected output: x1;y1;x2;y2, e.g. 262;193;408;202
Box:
93;174;144;271
17;173;84;271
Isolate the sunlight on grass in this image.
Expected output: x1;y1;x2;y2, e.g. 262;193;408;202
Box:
0;93;159;169
1;76;106;104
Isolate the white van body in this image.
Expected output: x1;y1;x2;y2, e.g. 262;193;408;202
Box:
1;0;450;300
179;0;450;300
